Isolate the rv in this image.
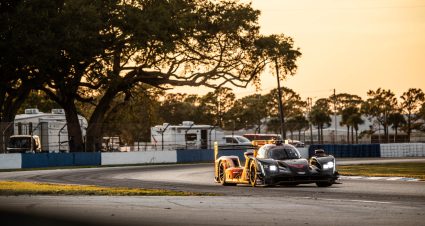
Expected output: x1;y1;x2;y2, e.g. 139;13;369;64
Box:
11;108;87;152
151;121;224;149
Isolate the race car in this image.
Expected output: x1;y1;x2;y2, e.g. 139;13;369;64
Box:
214;141;339;187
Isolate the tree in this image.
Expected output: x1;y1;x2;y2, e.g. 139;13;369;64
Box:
418;102;425;132
101;86;163;145
19;91;61;114
83;0;273;151
308;98;331;144
5;0;301;152
254;35;302;138
0;0;46;152
340;106;357;143
388;112;406;142
286;114;308;141
198;87;235;128
5;0;113;152
400;88;424;141
225;94;268;132
158;93;199;125
266;87;306;137
331;93;362;143
362;88;398;143
348;109;364;144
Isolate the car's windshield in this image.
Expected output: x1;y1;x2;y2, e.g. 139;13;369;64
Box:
267;147;300;160
235;136;250;143
8;137;31;148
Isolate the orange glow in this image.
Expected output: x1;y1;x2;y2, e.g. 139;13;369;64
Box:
170;0;425;100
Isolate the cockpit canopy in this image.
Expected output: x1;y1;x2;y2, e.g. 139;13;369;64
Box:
257;144;301;160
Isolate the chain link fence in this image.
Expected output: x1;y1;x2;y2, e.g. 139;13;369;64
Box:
2;121;425;153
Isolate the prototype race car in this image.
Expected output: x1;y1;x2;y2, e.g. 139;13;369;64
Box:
214;142;339;187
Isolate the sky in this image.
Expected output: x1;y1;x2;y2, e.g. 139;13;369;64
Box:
170;0;425;101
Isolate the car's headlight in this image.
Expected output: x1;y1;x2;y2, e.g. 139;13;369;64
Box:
262;164;278;172
269;165;277;172
323;161;334;170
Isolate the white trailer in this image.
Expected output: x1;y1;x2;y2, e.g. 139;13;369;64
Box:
13;109;88;152
151;121;224;150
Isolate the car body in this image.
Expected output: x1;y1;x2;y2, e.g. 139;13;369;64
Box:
243;134;282;141
7;135;41;153
222;135;252;145
214;142;338;187
287;139;305;147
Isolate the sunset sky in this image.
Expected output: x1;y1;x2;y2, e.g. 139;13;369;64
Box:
171;0;425;101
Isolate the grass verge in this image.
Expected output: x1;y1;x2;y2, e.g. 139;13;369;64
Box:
0;181;215;196
338;162;425;180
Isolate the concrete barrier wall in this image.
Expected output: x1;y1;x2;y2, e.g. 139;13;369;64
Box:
380;143;425;157
0;154;21;169
101;151;177;165
1;143;425;170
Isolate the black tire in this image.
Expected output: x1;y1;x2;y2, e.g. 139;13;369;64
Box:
316;181;333;187
249;161;258;187
219;161;232;186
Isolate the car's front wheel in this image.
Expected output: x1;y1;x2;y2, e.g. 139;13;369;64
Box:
249;161;258;187
219;161;233;186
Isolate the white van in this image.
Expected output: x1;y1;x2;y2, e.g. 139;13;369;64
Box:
222;135;252;145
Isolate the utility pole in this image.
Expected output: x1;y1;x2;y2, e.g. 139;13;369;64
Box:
333;89;337;144
307;97;313;144
275;58;286;140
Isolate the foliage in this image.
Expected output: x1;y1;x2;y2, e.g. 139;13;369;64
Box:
308;98;331;143
18;91;61;114
197;87;235;128
158;93;200;125
362;88;398;142
225;94;268;132
400;88;425;139
337;163;425;180
102;86;164;143
0;181;212;196
254;34;301;81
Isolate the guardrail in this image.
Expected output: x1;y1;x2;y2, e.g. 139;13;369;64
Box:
1;143;424;170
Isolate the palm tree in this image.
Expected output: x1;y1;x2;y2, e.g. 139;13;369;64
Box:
348;112;364;144
308;99;332;144
340;107;357;143
293;115;309;141
388;112;406;142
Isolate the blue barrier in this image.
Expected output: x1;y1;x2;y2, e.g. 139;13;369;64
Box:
48;153;74;167
74;152;101;166
308;144;381;158
176;149;214;163
21;153;49;168
21;152;101;168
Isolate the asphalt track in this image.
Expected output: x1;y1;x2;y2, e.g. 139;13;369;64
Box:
1;159;425;225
